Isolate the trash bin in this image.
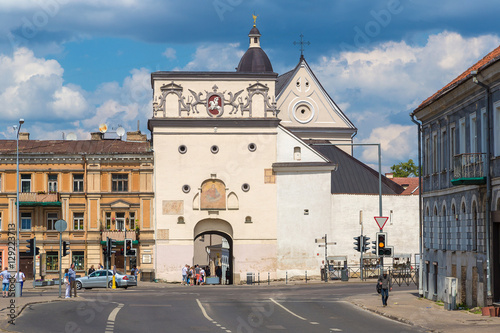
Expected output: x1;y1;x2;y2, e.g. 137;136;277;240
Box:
246;273;254;285
341;269;349;281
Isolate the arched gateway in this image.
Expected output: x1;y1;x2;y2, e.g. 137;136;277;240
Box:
194;219;233;284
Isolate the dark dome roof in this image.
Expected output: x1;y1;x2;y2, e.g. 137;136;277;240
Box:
249;26;261;36
237;48;273;72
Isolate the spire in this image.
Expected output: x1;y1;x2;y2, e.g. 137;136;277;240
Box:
236;16;273;73
248;14;261;48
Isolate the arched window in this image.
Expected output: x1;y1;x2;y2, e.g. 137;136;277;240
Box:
472;202;477;252
442;205;447;250
451;204;456;251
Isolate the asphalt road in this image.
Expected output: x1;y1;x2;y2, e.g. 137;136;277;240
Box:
8;283;425;333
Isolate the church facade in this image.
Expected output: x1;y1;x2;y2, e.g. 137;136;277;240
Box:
149;22;419;283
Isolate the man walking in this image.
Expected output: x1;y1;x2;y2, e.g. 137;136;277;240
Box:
377;270;392;307
68;264;77;297
15;270;25;296
182;264;188;285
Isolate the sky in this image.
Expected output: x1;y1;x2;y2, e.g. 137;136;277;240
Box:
0;0;499;172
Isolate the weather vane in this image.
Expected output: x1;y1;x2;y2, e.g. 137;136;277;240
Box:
252;13;258;26
293;34;310;58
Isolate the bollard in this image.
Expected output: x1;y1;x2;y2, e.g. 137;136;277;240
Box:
305;270;307;283
268;272;270;285
286;271;288;285
258;272;260;286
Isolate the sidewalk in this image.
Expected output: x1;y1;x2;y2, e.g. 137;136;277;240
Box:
0;285;81;332
347;289;500;333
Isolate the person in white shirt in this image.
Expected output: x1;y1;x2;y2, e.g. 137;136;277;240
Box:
182;264;188;285
1;267;11;297
15;270;26;296
200;267;206;285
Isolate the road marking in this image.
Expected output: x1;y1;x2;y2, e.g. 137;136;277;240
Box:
310;321;319;324
105;303;124;333
330;329;342;332
269;298;307;321
196;299;213;321
196;299;231;332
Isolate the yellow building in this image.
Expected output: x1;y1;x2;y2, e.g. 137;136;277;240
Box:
0;131;154;280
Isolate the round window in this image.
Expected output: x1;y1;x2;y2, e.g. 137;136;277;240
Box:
210;145;219;154
241;183;250;192
248;143;257;152
178;145;187;154
293;101;315;124
182;185;191;193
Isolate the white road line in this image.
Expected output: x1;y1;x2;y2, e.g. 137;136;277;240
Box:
196;299;213;321
269;298;307;321
105;303;124;333
310;322;319;325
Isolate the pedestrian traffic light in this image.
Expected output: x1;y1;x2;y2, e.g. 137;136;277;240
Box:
124;239;133;256
362;236;370;253
353;236;361;252
62;241;70;257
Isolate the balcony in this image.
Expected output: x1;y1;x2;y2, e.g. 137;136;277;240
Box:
101;230;137;242
451;153;487;186
19;192;61;206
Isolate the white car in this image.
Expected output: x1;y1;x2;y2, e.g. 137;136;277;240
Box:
75;269;137;289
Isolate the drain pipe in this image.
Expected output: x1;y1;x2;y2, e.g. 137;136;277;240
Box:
410;114;423;298
471;70;493;305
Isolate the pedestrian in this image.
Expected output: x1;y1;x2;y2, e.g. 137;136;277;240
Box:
215;266;222;285
195;265;201;285
68;263;77;297
1;267;11;298
113;265;117;276
15;269;26;296
182;264;188;286
64;268;71;298
88;265;95;276
377;270;392;307
189;266;195;286
132;265;140;284
199;267;206;285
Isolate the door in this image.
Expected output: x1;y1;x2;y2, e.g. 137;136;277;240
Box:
20;254;34;279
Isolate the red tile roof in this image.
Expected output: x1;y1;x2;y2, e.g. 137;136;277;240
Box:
0;140;151;155
390;177;420;195
414;44;500;113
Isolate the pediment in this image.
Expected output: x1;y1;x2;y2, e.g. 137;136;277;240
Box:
160;81;183;92
110;200;131;209
247;82;269;92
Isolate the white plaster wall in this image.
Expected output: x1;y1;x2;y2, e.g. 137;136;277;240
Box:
153;125;278;281
276;171;332;278
276;126;327;163
330;194;420;265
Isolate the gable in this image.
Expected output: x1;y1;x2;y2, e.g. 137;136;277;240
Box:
276;59;355;132
276;125;329;163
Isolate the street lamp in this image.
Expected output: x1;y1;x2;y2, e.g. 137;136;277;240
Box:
13;118;24;298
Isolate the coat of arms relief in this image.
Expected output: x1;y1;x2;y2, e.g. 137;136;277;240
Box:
153;82;278;118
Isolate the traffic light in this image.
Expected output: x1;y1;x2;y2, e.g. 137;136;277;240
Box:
371;239;377;254
376;232;387;256
107;238;117;258
125;239;133;256
62;241;70;257
103;246;108;257
27;238;35;255
362;236;370;253
353;236;361;252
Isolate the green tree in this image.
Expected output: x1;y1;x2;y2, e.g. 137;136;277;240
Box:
390;159;419;177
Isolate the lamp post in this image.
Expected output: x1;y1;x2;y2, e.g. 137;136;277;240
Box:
14;118;24;298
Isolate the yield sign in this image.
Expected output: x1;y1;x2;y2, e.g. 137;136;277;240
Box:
374;216;389;230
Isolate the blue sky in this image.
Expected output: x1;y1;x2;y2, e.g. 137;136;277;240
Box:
1;0;499;171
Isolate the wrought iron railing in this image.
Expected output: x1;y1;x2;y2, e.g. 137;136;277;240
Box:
453;153;486;179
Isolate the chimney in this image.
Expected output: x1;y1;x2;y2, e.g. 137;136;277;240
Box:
126;130;147;142
385;172;394;178
91;132;103;140
19;132;30;140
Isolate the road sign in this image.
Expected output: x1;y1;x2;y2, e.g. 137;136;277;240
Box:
315;237;325;243
55;219;67;232
374;216;388;230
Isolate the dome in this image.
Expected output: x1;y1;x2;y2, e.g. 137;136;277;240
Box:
237;48;273;72
236;25;273;72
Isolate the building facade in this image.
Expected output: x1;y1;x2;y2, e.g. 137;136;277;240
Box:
0;132;154;280
412;46;500;306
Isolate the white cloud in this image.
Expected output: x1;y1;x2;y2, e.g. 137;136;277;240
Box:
181;43;244;71
162;47;176;60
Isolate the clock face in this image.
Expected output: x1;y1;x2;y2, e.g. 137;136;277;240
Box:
293;102;314;123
